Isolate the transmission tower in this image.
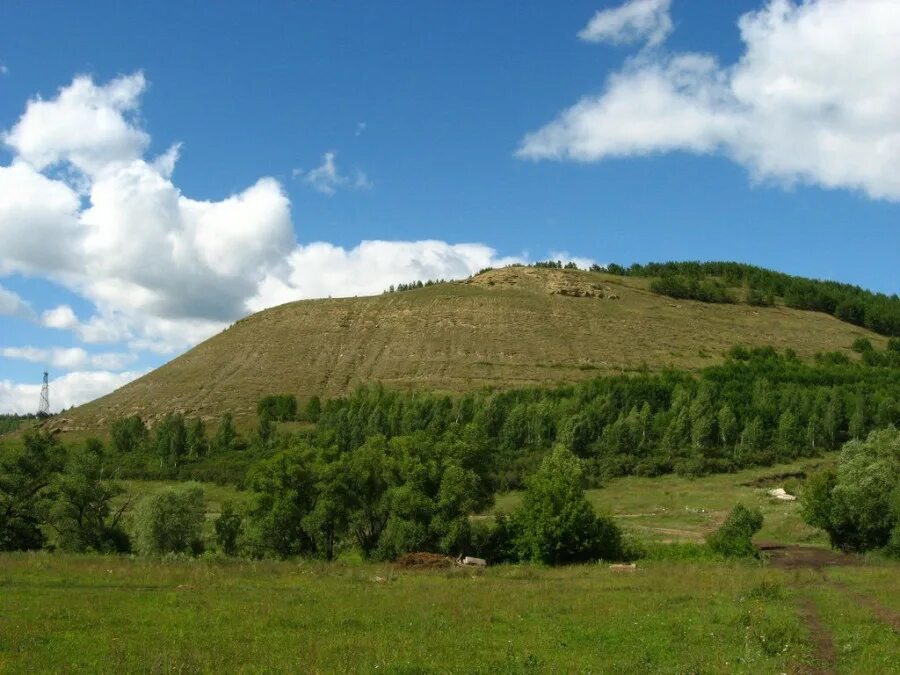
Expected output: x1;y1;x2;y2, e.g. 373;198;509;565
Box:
38;371;50;416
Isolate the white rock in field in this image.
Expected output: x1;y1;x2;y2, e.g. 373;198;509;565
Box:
767;487;797;501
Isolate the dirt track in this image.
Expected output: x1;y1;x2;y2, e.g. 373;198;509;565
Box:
756;541;860;570
757;541;898;673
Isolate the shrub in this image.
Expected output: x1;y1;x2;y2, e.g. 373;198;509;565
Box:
214;501;243;556
706;503;764;557
110;416;148;454
511;445;623;564
257;395;298;422
800;426;899;553
130;483;206;555
50;441;130;553
0;431;65;551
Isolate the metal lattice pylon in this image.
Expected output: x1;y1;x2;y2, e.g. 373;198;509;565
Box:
38;371;50;416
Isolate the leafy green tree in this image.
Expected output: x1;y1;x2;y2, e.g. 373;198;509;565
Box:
303;396;322;422
848;403;867;440
0;431;64;551
717;403;739;449
512;445;622;564
48;440;130;552
736;417;767;465
344;436;392;557
257;395;298;422
245;447;319;558
562;412;595;457
257;407;275;446
801;427;899;553
775;410;802;459
214;501;243;556
130;483;206;555
154;413;187;467
214;413;237;453
186;418;209;458
432;463;480;554
302;459;350;561
706;504;763;557
110;416;148;454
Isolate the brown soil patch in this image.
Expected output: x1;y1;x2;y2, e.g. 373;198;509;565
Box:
796;596;837;675
393;552;454;570
757;542;860;570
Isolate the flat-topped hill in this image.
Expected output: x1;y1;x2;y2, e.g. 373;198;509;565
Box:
59;266;883;431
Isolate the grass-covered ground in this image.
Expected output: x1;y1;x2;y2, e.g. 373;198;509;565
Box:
2;454;894;672
490;455;832;548
0;554;897;673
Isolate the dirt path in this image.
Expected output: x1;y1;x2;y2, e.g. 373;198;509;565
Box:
756;541;859;570
796;596;838;675
827;579;900;634
758;541;898;671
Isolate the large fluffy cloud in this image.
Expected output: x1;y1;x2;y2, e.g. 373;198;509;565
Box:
0;73;297;354
3;72;149;175
0;72;526;411
519;0;900;201
0;369;147;414
249;240;522;310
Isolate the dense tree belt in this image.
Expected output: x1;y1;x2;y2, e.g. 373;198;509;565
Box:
600;260;900;336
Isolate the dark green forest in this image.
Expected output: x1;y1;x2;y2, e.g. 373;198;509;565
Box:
15;341;900;490
601;260;900;336
3;342;900;562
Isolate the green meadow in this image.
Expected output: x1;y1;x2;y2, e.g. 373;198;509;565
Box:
2;455;898;673
1;554;897;673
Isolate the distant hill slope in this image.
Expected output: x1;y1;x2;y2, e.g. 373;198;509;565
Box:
60;266;884;431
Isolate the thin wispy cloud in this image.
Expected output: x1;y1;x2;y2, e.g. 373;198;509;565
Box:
578;0;672;48
296;151;373;195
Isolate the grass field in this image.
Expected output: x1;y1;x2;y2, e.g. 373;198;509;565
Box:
57;266;883;433
489;455;833;548
0;554;897;673
3;454;898;672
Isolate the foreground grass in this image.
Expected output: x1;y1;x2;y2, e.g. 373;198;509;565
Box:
2;554;897;673
0;554;837;673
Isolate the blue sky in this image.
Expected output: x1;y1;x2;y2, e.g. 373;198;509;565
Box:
1;0;899;412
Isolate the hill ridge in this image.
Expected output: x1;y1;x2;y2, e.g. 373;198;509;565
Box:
60;266;885;431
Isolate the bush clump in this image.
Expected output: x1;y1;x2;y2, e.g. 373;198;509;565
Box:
706;503;764;557
510;445;623;564
130;483;206;555
801;426;899;553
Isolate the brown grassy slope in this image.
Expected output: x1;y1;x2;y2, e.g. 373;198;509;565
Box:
61;267;883;430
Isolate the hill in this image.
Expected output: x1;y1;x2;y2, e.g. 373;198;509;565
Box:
57;266;884;431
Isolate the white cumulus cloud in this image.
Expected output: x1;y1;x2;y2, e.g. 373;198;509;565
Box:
519;0;900;201
1;345;136;371
0;284;34;319
0;369;147;414
0;72;528;410
0;73;296;355
249;240;522;311
4;72;150;176
578;0;673;47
